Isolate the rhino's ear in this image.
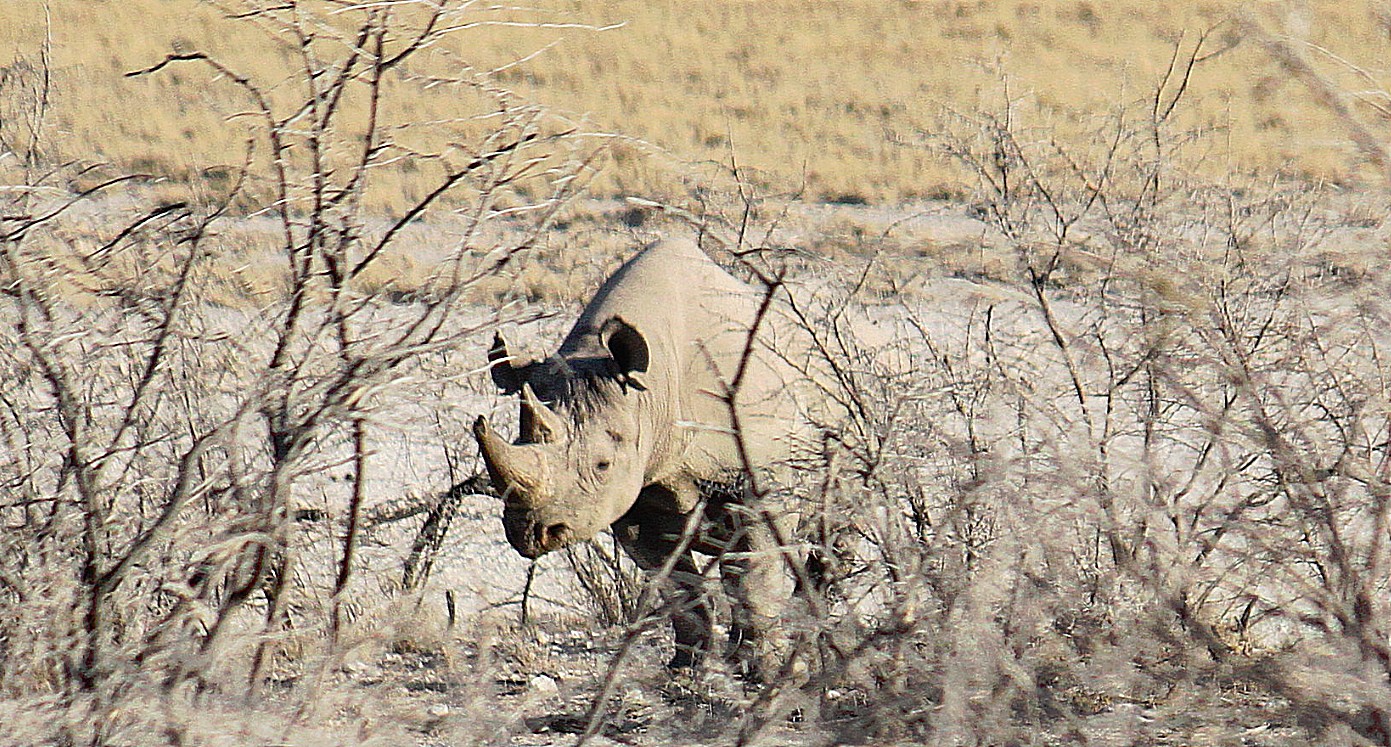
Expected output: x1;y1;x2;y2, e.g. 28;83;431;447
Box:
488;332;526;395
600;316;649;391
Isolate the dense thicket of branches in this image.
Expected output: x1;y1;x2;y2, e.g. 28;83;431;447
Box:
0;2;598;742
1;5;1389;746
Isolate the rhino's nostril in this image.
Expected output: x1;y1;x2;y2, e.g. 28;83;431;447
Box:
540;522;571;550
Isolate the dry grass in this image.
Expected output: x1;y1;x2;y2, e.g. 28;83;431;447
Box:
4;1;1391;205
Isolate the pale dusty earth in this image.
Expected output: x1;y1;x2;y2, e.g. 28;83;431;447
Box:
15;193;1378;746
373;192;1391;616
279;192;1391;747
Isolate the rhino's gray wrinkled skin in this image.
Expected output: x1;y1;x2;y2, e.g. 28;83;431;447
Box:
474;238;814;674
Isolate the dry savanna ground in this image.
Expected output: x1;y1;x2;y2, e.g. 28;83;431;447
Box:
3;2;1391;746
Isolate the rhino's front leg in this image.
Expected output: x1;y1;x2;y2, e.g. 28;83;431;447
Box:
718;504;794;682
611;485;713;669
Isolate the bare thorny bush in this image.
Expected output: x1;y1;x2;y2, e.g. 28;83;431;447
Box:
5;4;1391;746
0;1;601;743
839;46;1389;747
552;35;1391;747
897;64;1391;747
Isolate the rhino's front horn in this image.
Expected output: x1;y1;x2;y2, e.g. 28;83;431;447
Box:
473;415;545;503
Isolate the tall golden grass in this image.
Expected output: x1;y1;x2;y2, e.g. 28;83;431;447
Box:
2;1;1388;203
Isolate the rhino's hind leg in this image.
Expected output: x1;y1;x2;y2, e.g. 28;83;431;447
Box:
611;491;715;670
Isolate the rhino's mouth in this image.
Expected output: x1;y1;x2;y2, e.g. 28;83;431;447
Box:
503;508;574;558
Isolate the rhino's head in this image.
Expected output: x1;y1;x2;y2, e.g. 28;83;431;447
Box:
474;317;652;559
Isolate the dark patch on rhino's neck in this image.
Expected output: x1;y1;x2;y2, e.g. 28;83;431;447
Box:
527;354;629;425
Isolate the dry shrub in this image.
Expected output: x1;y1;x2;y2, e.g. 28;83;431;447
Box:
0;2;601;744
766;64;1390;746
552;53;1391;746
5;5;1391;746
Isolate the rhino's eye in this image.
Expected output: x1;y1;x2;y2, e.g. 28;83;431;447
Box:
596;460;612;473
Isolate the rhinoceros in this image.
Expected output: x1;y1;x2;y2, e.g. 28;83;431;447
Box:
473;237;819;673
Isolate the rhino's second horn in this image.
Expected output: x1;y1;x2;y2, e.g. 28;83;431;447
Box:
519;383;566;443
